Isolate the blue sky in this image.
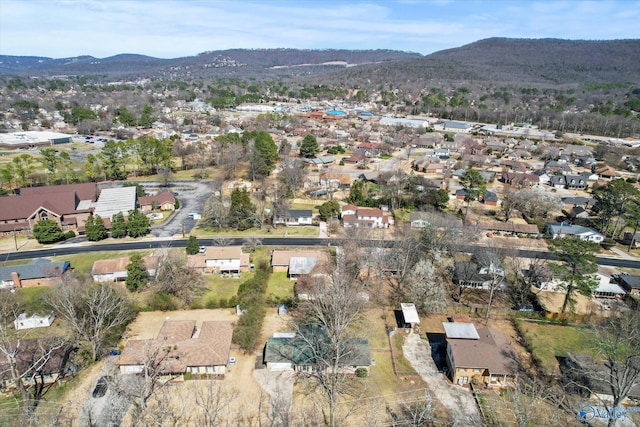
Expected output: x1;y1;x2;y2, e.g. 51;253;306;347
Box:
1;0;638;58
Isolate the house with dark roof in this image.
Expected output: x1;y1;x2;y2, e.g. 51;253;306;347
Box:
616;274;640;296
0;183;97;235
263;326;371;374
273;209;313;226
117;320;233;376
443;322;518;387
0;338;74;390
0;258;70;289
560;353;640;404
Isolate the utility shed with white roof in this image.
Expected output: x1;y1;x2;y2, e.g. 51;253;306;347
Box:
400;303;420;325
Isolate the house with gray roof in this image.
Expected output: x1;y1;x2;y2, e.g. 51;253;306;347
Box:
0;258;70;289
546;223;604;243
263;325;371;374
273;209;313;226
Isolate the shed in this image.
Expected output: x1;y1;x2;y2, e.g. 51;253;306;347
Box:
400;303;420;326
14;313;55;330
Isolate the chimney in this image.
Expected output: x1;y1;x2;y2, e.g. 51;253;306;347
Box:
11;272;21;289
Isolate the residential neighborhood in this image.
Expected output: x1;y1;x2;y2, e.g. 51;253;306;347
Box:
1;36;640;427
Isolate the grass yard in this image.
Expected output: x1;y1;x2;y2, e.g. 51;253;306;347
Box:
516;320;593;375
197;273;249;307
51;250;152;276
196;226;319;238
266;271;294;301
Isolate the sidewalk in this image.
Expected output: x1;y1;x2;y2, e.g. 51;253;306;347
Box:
607;247;639;261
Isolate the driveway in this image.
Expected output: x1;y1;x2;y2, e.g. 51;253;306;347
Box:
76;357;131;427
402;332;483;427
137;181;211;238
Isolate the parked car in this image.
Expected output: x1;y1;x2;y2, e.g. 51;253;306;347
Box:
515;304;534;312
92;376;110;398
199;246;206;254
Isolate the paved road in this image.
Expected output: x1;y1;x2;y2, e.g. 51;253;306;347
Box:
4;238;640;270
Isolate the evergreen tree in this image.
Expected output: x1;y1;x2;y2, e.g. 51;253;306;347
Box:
32;219;64;244
247;131;278;179
125;253;149;292
110;212;127;238
319;200;340;220
299;134;320;158
186;235;200;255
85;214;107;241
550;237;600;313
127;209;150;238
228;188;256;231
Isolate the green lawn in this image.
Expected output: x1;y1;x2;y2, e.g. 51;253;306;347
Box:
195;226;319;238
197;273;249;307
51;250;152;276
266;271;294;301
517;320;593;375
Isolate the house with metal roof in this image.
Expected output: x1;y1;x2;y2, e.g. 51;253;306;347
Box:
92;186;137;220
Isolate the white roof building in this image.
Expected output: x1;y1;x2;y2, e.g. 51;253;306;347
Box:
400;303;420;324
442;322;481;340
92;187;137;220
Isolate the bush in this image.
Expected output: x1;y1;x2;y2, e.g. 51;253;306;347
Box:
600;238;616;250
149;292;178;311
355;368;368;378
183;372;193;381
64;230;76;239
205;298;219;309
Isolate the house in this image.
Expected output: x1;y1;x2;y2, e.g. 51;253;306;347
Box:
477;220;540;237
409;212;430;229
435;120;472;133
273;209;314;226
271;250;329;275
263;326;371;374
341;206;394;229
443;322;518;387
500;172;539;187
454;261;505;290
304;156;336;167
14;313;55;330
593;274;626;299
560;353;640;404
480;191;498;206
564;175;587;190
0;258;70;289
0;338;75;390
138;191;176;212
0;182;97;235
595;165;619;180
117;320;234;376
188;246;250;275
616;274;640;296
91;256;159;282
546;223;604;243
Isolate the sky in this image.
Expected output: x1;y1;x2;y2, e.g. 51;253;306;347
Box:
1;0;639;59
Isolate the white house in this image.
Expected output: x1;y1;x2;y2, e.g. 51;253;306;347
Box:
273;209;314;226
546;223;604;243
14;313;55;330
341;205;393;229
91;256;159;282
200;246;250;274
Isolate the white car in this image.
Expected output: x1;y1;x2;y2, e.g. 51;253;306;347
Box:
199;246;206;254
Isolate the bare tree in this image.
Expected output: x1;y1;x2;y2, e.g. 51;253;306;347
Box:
155;249;207;304
280;158;307;197
291;271;369;427
46;273;132;361
0;292;71;419
473;246;508;321
202;195;229;230
575;311;640;427
194;380;239;426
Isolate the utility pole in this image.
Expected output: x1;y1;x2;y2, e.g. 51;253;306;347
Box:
14;228;18;251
